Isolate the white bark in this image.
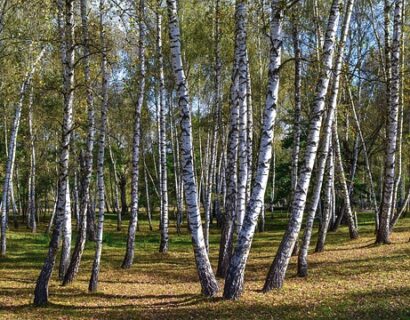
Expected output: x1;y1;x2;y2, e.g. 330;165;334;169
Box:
157;5;168;252
263;0;341;291
122;0;146;268
89;0;109;292
223;0;283;300
34;0;75;305
62;0;96;286
59;182;71;280
377;0;402;244
235;1;248;233
166;0;218;296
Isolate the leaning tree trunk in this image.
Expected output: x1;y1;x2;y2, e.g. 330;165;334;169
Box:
222;0;283;300
34;0;75;306
263;0;341;292
62;0;96;286
166;0;219;297
345;83;379;228
122;0;146;269
333;117;359;239
377;0;402;244
89;0;109;292
0;47;45;255
157;3;169;253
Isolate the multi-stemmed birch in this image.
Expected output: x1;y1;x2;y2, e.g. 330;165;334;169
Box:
377;0;402;244
222;0;284;300
62;0;96;286
263;0;341;292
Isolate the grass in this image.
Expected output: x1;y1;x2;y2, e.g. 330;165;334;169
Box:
0;211;409;319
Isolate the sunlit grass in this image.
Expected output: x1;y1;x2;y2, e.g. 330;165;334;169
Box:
0;211;409;319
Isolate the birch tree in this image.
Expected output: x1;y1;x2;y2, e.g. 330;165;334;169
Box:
263;0;341;292
34;0;75;306
0;47;45;255
157;1;169;253
62;0;96;285
223;0;284;299
122;0;146;268
166;0;219;297
89;0;109;292
377;0;402;244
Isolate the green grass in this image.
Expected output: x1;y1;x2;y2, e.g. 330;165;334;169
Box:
0;211;409;319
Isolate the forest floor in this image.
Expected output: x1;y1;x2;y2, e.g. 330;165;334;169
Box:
0;211;409;320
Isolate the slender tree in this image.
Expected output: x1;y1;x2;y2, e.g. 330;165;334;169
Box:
166;0;219;296
157;1;169;253
89;0;109;292
122;0;146;268
0;47;45;255
34;0;75;305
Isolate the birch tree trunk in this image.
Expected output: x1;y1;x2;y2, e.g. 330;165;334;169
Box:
28;86;37;233
62;0;95;286
235;0;248;235
263;0;341;292
346;83;379;227
122;0;146;269
290;9;302;199
157;4;169;253
89;0;109;292
1;48;45;255
216;0;244;278
59;183;71;280
108;140;121;230
166;0;219;297
222;0;283;299
315;146;334;252
391;3;404;230
333;118;359;239
377;0;402;244
34;0;75;305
